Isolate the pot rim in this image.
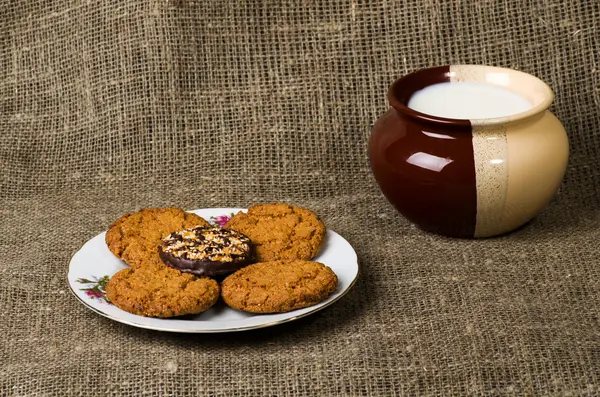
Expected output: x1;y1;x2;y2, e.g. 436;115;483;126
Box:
387;64;555;126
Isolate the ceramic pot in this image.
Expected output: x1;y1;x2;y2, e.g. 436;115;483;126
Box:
369;65;569;238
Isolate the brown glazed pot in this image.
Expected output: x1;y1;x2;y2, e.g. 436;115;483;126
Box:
369;65;569;238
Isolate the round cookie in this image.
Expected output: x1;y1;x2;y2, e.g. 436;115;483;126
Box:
224;203;326;262
106;266;220;318
105;207;210;269
221;260;338;313
159;226;254;277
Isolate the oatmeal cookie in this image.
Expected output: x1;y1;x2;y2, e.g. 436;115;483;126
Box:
105;208;210;269
224;203;326;262
221;260;338;313
105;266;220;317
159;226;254;277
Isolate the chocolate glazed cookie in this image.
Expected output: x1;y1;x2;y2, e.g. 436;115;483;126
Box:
159;226;254;277
225;203;326;262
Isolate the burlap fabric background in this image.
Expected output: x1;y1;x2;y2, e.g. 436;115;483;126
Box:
1;0;599;395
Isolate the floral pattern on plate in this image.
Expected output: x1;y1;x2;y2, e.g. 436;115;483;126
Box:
209;213;235;227
76;275;111;304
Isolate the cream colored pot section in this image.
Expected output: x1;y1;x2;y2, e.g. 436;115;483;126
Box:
450;65;569;238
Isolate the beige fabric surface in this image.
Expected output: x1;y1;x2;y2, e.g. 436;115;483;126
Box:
1;1;599;395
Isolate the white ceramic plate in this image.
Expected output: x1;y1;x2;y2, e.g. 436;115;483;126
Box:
67;208;359;333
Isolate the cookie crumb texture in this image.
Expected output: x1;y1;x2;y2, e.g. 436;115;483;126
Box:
221;260;338;313
106;266;220;318
105;207;210;269
225;203;326;262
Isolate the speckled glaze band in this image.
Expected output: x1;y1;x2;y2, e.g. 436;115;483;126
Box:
370;65;569;238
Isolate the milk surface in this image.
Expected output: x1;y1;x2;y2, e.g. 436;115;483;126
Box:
407;82;532;119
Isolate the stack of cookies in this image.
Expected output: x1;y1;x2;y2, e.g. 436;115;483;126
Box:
104;204;338;318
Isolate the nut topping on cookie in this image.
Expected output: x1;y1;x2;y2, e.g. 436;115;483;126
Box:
159;226;254;277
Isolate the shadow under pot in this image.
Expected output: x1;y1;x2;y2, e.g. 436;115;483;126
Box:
369;65;569;238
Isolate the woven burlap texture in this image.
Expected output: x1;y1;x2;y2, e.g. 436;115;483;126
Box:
1;1;599;395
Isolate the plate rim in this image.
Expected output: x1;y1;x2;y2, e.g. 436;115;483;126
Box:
67;207;359;333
